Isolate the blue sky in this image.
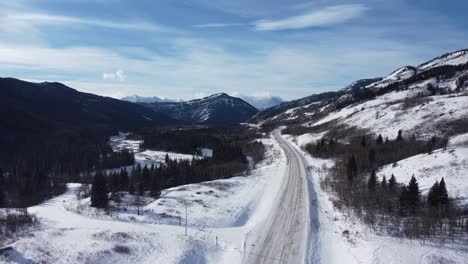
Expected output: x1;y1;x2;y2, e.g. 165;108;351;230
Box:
1;0;467;100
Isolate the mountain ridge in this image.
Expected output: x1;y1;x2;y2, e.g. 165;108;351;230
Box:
140;92;258;125
251;48;468;125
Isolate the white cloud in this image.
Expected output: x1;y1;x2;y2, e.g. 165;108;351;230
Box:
102;69;127;81
193;23;245;28
5;13;168;32
254;4;368;31
0;37;432;101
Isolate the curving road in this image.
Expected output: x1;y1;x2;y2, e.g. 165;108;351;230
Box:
243;132;319;264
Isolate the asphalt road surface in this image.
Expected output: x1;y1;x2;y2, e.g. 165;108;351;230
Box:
243;132;318;264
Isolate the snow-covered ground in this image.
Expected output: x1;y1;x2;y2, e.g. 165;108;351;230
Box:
306;91;468;139
378;146;468;203
1;136;291;264
286;137;468;264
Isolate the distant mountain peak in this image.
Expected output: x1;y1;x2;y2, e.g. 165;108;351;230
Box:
236;94;284;109
121;94;178;103
140;93;258;125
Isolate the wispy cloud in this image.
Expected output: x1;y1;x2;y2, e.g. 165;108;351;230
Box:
102;69;127;81
193;23;245;28
6;13;167;31
254;4;368;31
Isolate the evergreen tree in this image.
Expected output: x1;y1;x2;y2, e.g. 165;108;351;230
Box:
119;169;129;191
407;176;420;203
376;134;383;145
368;148;376;167
367;170;377;190
129;181;135;195
427;180;440;207
389;174;397;191
346;155;358;182
142;165;150;188
165;153;170;164
138;181;144;196
396;130;403;141
0;169;4;207
151;173;162;198
0;181;4;207
438;178;449;206
91;172;108;208
400;175;420;213
381;175;387;190
361;136;367;147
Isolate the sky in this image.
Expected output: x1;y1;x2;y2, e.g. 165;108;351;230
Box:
1;0;467;101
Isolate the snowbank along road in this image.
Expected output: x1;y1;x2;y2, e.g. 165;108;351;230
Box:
243;132;320;264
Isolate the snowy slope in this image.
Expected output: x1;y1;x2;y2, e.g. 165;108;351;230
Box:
308;91;468;139
253;49;468;127
378;146;468;203
364;66;416;90
141;93;258;125
1;136;291;264
286;138;468;264
418;49;468;72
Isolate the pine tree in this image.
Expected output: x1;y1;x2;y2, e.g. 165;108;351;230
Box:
376;134;383;145
402;175;420;212
427;181;440;207
151;172;162;198
91;172;108;208
396;130;403;141
129;182;135;195
165;153;170;164
381;175;387;190
119;169;129;191
0;181;4;207
0;168;4;207
346;155;358;182
142;165;150;188
389;174;397;191
361;136;367;147
138;181;144;196
367;170;377;190
368;148;376;167
438;178;449;205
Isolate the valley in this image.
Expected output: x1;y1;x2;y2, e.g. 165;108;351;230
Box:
1;45;468;264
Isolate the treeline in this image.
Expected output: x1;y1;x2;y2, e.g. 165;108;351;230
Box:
139;125;266;171
0;128;136;208
306;130;468;240
139;126;262;156
89;153;251;209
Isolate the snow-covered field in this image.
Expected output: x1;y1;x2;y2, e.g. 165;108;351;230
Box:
1;136;290;264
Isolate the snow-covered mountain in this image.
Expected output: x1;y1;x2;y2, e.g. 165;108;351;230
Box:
121;95;178;103
253;48;468;127
251;48;468;209
237;95;284;109
141;93;258;125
